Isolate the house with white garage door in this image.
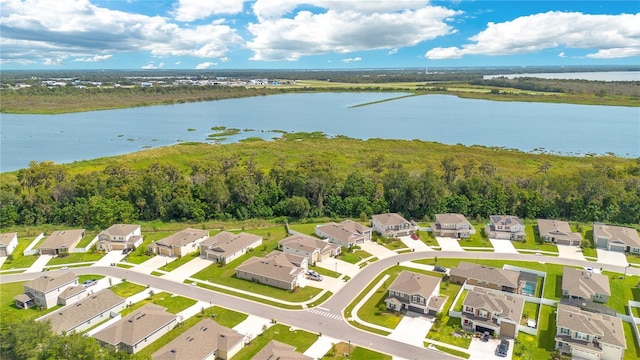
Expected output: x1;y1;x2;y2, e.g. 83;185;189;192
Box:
148;228;208;257
96;224;143;251
315;220;372;247
384;270;446;316
593;223;640;254
200;231;262;265
371;213;416;238
537;219;582;246
279;234;340;264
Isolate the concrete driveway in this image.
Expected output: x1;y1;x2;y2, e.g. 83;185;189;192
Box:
489;239;518;254
133;255;176;274
92;250;128;267
436;237;464;252
305;275;345;293
468;337;512;360
316;258;360;278
387;312;434;347
556;245;587;262
360;242;397;259
233;314;273;340
304;335;338;359
26;255;53;273
162;256;212;282
597;249;629;267
399;236;433;251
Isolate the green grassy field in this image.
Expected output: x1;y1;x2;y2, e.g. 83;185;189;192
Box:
158;251;200;272
513;305;556;360
1;236;41;270
109;281;146;297
231;324;318;360
120;291;196;316
0;281;62;321
46;252;104;265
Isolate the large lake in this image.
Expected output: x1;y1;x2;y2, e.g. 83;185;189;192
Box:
1;93;639;172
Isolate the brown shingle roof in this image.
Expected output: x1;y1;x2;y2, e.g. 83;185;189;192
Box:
156;228;208;247
435;213;470;225
562;267;611;299
450;262;520;289
388;271;441;299
557;303;626;348
38;289;125;335
93;303;177;347
537;219;582;241
463;288;524;323
58;285;86;300
152;318;244;360
251;340;312;360
372;213;410;226
100;224;140;237
593;223;640;248
279;234;338;254
25;271;77;293
201;231;262;257
38;229;85;251
316;220;370;244
0;232;17;247
236;251;306;283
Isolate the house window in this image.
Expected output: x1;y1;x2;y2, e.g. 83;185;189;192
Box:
412;295;419;303
478;310;488;318
464;306;473;313
560;327;570;335
574;332;590;341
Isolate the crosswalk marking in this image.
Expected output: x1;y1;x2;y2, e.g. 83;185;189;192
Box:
307;308;343;321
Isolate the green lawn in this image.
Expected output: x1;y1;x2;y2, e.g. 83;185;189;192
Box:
0;236;41;270
109;281;146;297
309;265;340;278
520;302;540;325
631;306;640;318
77;274;105;284
76;233;98;248
604;271;640;313
512;223;559;253
158;251;200;272
338;249;372;264
453;289;468;312
627;254;640;266
581;247;598;258
376;236;408;251
46;251;104;265
624;321;640;360
288;223;322;236
232;324;318;360
123;231;173;264
121;291;196;316
322;342;392;360
457;224;493;248
0;281;63;321
513;304;556;360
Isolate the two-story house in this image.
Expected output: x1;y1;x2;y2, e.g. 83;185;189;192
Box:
235;251;308;291
371;213;416;238
431;213;476;239
537;219;582;246
14;271;78;309
562;267;611;303
593;223;640;254
486;215;525;241
315;220;372;247
384;271;445;316
279;234;340;265
200;231;262;265
460;287;524;339
555;303;626;360
148;228;209;257
96;224;143;251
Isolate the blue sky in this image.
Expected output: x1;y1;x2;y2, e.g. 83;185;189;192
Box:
1;0;638;70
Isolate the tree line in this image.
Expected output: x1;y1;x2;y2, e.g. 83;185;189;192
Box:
2;152;639;231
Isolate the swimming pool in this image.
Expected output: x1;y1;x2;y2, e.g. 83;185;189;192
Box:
522;282;536;296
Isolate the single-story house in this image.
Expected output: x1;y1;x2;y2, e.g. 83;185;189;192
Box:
0;232;18;257
37;289;126;335
537;219;582;246
384;270;445;316
371;213;416;238
235;251;308;291
461;287;524;339
14;271;78;309
38;229;85;255
148;228;209;257
593;223;640;253
450;262;521;293
57;285;87;306
431;213;475;239
279;234;340;264
485;215;525;241
93;303;177;354
314;220;372;247
562;267;611;303
152;318;245;360
555;303;626;360
200;231;262;265
252;340;312;360
96;224;143;251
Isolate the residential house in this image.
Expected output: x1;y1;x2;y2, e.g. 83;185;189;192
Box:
251;340;312;360
371;213;416;237
384;270;446;316
486;215;525;241
93;303;177;354
0;232;18;257
37;289;126;335
562;267;611;303
460;287;524;338
555;303;626;360
96;224;143;251
200;231;262;265
593;223;640;254
14;271;78;309
314;220;372;247
279;234;340;264
537;219;582;246
236;251;308;291
38;229;85;255
431;213;475;239
450;262;522;294
57;285;87;306
152;318;245;360
148;228;209;257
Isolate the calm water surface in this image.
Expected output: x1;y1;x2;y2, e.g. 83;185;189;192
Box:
484;71;640;81
1;93;639;172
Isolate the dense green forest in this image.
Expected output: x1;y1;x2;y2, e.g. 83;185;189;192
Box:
2;139;638;232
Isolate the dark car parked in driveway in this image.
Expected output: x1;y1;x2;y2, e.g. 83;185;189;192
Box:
433;265;447;273
496;339;509;357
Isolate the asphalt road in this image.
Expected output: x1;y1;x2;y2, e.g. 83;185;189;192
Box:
2;250;636;359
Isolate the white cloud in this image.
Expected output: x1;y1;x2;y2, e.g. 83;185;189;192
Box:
220;57;230;62
426;11;640;59
341;56;361;63
175;61;182;65
247;5;459;61
142;62;164;69
558;52;566;58
173;0;246;22
74;54;113;62
43;56;67;65
195;61;217;69
0;0;243;64
388;48;398;55
252;0;431;21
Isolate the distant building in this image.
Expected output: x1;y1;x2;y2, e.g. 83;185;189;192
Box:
371;213;416;237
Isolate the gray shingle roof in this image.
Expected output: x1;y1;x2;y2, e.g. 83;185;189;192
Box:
156;228;208;247
562;267;611;299
372;213;410;226
251;340;312;360
25;271;77;293
388;271;441;299
557;303;626;348
93;303;177;347
201;231;262;257
462;288;524;323
450;262;520;289
593;223;640;248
